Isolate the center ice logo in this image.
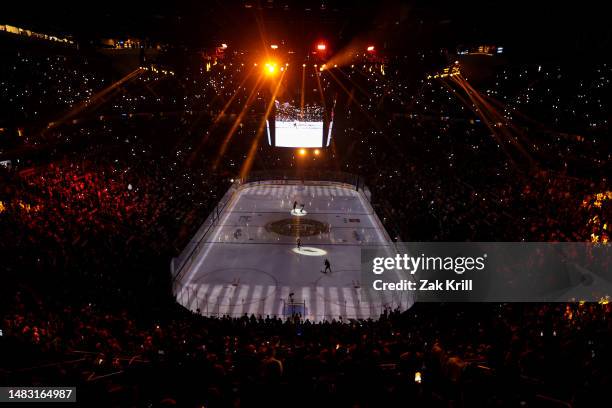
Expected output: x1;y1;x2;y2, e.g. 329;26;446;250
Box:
266;218;330;236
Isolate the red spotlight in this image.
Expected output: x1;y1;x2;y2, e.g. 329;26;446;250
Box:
316;43;326;51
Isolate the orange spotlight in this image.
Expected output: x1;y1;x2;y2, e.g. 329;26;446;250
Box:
298;148;307;156
314;149;320;156
270;44;279;49
316;43;326;51
367;45;375;52
264;62;277;75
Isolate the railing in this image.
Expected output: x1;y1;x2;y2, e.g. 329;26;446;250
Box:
171;180;240;284
371;203;403;242
241;170;369;193
173;284;413;321
171;173;367;292
171;170;403;303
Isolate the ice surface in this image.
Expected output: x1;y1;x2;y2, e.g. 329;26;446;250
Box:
174;182;412;321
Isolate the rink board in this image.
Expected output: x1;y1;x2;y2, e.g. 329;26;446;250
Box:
173;181;412;321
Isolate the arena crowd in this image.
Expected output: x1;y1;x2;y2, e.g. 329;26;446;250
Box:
1;43;610;407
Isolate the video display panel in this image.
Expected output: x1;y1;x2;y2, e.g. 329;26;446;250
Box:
267;101;332;148
274;120;325;147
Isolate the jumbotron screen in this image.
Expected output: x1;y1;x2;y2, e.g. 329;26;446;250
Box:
267;101;332;148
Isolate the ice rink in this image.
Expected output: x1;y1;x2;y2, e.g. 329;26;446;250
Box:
172;181;412;321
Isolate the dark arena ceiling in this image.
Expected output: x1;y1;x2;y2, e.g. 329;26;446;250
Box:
3;0;611;60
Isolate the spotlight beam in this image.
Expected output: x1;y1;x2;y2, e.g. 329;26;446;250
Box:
300;64;306;118
447;74;534;169
239;69;287;180
212;73;265;170
325;68;379;129
186;66;257;167
313;65;327;112
336;67;375;101
213;64;256;125
454;74;533;161
42;68;143;135
324;68;420;169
